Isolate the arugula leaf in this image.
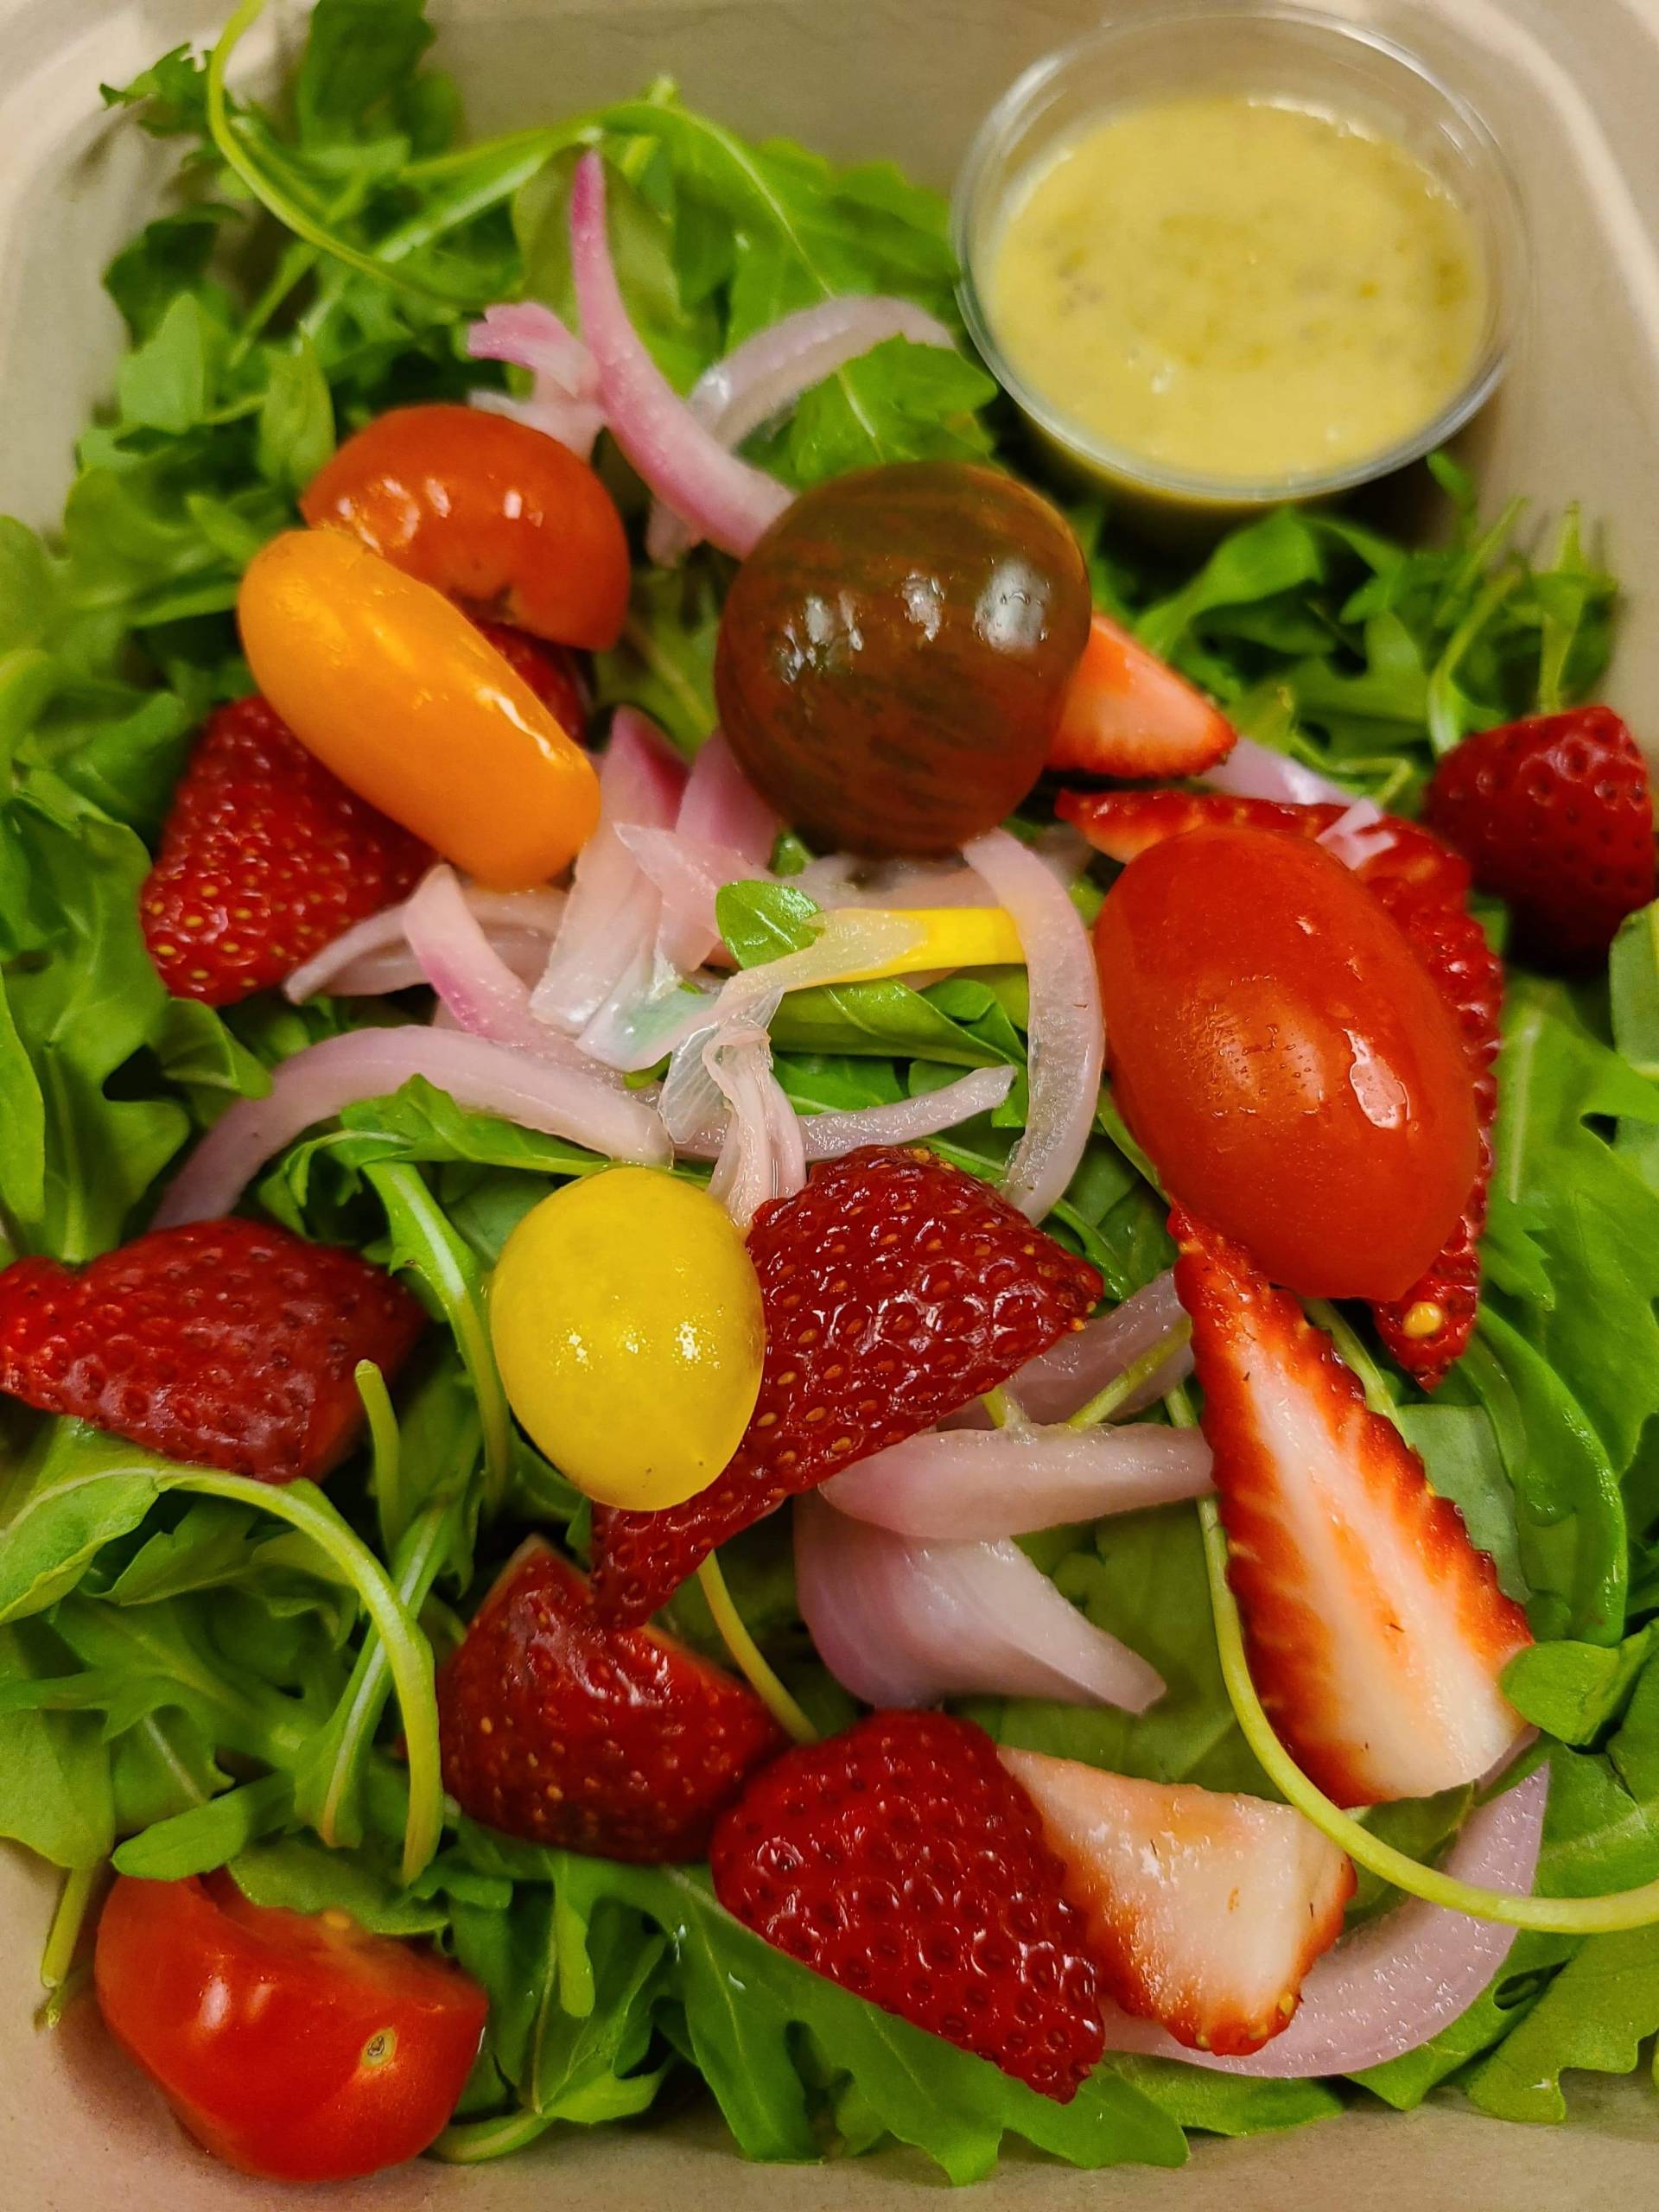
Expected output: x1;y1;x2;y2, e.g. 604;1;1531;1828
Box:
1465;1922;1659;2122
1505;1630;1655;1745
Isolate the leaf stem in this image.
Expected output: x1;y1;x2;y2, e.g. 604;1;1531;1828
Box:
1199;1497;1659;1932
1065;1319;1192;1433
430;2109;557;2164
1306;1299;1395;1418
695;1554;817;1745
356;1359;404;1555
39;1861;100;1991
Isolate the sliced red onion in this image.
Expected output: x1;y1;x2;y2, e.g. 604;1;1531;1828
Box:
795;1492;1166;1712
618;826;768;976
1317;798;1396;869
674;731;779;867
1098;1767;1548;2076
962;828;1104;1224
798;1065;1014;1157
1008;1271;1192;1424
1201;734;1356;808
285;887;566;1004
153;1027;670;1224
531;709;685;1036
704;1022;807;1230
467;302;603;458
821;1422;1212;1538
646;296;955;563
402;864;607;1075
569;153;791;559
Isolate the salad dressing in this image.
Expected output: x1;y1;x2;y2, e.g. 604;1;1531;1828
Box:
986;94;1487;485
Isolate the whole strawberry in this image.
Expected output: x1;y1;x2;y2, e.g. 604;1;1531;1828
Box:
591;1146;1102;1625
472;619;588;742
0;1218;423;1481
711;1709;1106;2101
1423;706;1656;966
438;1540;785;1863
141;695;431;1005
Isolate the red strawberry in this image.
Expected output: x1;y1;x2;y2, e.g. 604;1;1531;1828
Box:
471;619;588;742
1061;788;1498;1385
1423;706;1656;966
1001;1749;1353;2056
140;696;431;1006
437;1539;785;1863
591;1147;1101;1625
1048;612;1235;779
1173;1206;1531;1806
0;1218;423;1482
711;1709;1105;2099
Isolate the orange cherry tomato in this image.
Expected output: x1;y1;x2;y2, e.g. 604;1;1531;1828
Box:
93;1873;487;2183
238;530;600;889
302;404;630;651
1095;824;1478;1300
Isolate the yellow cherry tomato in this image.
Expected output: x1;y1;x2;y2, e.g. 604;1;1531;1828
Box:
238;530;600;889
814;906;1025;982
489;1169;765;1511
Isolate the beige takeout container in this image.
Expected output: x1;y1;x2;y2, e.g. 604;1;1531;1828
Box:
3;0;1659;2205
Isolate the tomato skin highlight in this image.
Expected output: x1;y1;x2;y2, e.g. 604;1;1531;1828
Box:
1095;825;1478;1300
93;1873;487;2183
302;403;630;651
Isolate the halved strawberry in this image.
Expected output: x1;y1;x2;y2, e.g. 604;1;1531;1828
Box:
140;696;431;1006
1062;788;1497;1385
1424;705;1656;967
1000;1749;1354;2056
437;1538;785;1863
590;1146;1101;1625
0;1218;423;1482
1173;1206;1532;1806
1047;612;1235;779
711;1709;1106;2100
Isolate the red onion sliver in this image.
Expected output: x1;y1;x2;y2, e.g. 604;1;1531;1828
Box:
1099;1766;1549;2076
646;296;955;563
673;729;779;869
284;886;566;1005
798;1065;1014;1158
404;864;606;1073
569;153;791;559
702;1021;806;1230
962;828;1104;1224
795;1492;1166;1712
1008;1270;1192;1424
618;826;766;976
467;302;604;458
821;1421;1212;1538
1201;734;1357;808
153;1027;670;1224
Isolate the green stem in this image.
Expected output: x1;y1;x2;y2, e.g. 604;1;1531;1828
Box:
1306;1299;1395;1418
40;1862;99;1991
1426;572;1518;757
430;2109;558;2164
1199;1497;1659;1933
1065;1319;1192;1433
357;1359;405;1555
981;1387;1014;1429
696;1554;817;1745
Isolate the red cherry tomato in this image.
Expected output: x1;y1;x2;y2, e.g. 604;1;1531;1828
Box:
93;1873;487;2183
302;404;630;651
472;617;589;742
1096;824;1478;1300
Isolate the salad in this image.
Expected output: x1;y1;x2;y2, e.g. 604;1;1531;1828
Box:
2;0;1658;2187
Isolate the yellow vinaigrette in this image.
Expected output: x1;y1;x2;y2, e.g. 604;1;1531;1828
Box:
988;94;1486;485
490;1169;765;1511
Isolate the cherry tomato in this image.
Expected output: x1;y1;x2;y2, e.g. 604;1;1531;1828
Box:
1096;824;1478;1300
490;1168;765;1510
238;530;600;888
472;616;589;743
302;404;630;651
93;1873;486;2183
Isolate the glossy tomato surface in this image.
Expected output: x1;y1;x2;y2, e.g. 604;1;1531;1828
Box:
94;1873;487;2182
1096;825;1478;1300
302;403;630;650
715;461;1091;856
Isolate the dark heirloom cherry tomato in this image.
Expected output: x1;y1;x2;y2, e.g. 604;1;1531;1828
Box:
302;403;630;651
1096;825;1478;1300
94;1873;487;2183
715;460;1091;856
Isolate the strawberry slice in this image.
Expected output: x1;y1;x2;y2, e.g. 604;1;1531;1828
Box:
0;1218;423;1482
1424;705;1656;967
590;1146;1101;1625
1062;788;1497;1386
1173;1206;1532;1806
1048;612;1235;780
1000;1749;1354;2056
711;1709;1106;2099
437;1539;785;1863
471;618;589;743
141;696;431;1006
